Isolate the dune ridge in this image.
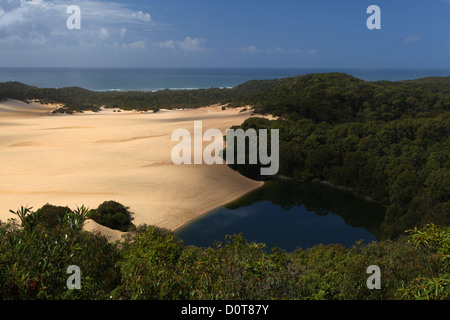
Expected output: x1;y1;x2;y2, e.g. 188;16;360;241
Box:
0;99;263;235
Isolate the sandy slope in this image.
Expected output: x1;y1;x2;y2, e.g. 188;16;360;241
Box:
0;99;60;117
0;99;263;235
83;219;126;242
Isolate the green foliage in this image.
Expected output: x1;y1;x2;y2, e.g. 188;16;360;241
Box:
236;73;450;123
230;113;449;238
341;240;440;300
52;104;101;114
0;205;449;300
0;205;121;299
398;277;450;300
406;224;450;261
88;200;135;232
1;74;448;117
114;230;303;300
187;235;302;300
0;81;235;113
113;225;185;299
224;74;449;238
397;224;450;300
32;204;72;232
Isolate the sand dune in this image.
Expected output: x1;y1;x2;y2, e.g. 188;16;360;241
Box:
0;99;60;117
0;100;263;233
83;219;126;242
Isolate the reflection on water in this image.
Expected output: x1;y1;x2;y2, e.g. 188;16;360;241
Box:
175;179;386;252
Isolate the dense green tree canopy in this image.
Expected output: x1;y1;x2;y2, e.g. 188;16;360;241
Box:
1;73;448;118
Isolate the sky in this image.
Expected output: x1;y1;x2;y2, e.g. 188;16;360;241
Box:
0;0;449;68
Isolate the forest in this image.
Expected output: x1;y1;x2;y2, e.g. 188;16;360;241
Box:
0;81;236;113
224;73;450;238
1;72;449;118
0;73;449;300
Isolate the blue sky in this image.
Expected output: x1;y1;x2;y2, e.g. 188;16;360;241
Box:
0;0;449;68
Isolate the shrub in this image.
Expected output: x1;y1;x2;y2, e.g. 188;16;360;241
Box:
397;224;450;300
88;201;134;232
193;234;303;300
113;225;185;299
0;206;120;299
341;239;442;300
32;204;72;232
1;202;449;300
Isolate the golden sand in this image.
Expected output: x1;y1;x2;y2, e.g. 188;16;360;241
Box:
0;99;263;239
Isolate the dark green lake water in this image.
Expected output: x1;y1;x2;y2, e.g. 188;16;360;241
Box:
175;179;386;252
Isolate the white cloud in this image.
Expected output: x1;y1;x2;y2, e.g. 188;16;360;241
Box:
0;0;153;48
131;10;151;22
155;39;176;49
177;36;205;51
122;40;146;50
155;37;206;52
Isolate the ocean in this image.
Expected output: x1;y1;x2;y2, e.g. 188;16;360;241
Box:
0;67;449;92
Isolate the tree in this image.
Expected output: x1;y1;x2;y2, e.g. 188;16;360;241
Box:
88;201;135;232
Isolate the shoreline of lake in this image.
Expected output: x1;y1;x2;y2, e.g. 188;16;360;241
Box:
175;178;386;251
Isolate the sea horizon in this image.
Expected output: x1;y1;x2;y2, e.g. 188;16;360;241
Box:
1;67;449;92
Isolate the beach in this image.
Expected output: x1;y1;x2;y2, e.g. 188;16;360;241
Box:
0;99;263;238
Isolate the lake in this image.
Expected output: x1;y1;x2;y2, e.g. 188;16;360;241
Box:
175;179;386;252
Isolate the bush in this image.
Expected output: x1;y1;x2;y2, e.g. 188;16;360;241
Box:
1;202;449;300
88;201;134;232
31;204;72;232
0;206;121;299
340;239;441;300
192;234;303;300
113;225;185;299
115;229;303;300
397;224;450;299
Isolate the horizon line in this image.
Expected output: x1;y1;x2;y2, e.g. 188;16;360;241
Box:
1;66;449;70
